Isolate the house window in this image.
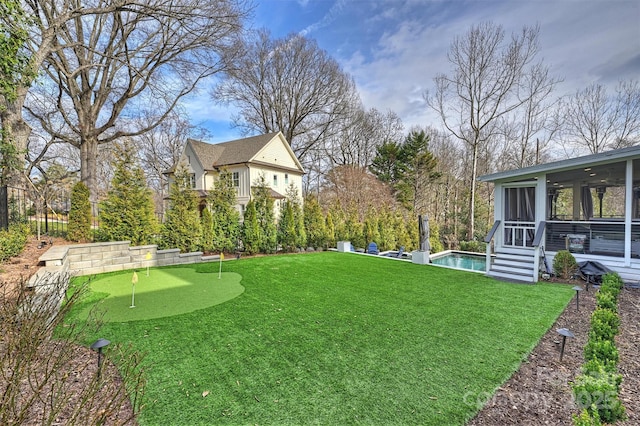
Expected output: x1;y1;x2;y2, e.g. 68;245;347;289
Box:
285;173;289;185
273;174;278;186
189;173;196;189
232;172;239;187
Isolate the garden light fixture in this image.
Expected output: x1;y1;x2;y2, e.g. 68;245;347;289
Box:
572;286;583;311
90;338;110;377
556;328;574;361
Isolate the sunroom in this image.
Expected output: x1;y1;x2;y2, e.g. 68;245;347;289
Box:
479;145;640;283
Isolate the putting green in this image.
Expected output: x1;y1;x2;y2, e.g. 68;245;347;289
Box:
81;268;244;322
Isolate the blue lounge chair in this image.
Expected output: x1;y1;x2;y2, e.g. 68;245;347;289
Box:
367;242;379;255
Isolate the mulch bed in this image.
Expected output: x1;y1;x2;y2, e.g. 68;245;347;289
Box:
1;236;137;425
3;237;639;425
469;283;640;426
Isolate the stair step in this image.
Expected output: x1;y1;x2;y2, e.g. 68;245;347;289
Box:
495;247;534;255
488;270;535;283
490;263;535;274
493;258;535;268
495;251;534;260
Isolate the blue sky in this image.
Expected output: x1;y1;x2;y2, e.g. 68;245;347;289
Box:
185;0;640;143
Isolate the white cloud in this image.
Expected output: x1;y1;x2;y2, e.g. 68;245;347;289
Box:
337;0;640;129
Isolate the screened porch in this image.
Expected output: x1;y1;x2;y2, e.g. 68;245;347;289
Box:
543;158;640;259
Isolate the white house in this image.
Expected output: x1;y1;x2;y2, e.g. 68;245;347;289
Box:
479;145;640;283
168;132;305;217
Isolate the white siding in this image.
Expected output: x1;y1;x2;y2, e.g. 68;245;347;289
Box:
181;145;204;190
254;136;299;170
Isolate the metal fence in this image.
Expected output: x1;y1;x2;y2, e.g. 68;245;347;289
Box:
1;184;75;237
1;184;164;239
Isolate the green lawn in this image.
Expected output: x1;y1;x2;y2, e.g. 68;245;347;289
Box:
70;252;574;425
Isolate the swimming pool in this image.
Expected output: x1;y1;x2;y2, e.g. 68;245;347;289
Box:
429;251;486;272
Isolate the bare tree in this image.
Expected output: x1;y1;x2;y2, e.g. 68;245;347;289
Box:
325;107;404;169
1;0;151;183
213;30;359;161
24;0;249;201
426;22;555;240
560;80;640;154
133;109;209;212
495;63;562;169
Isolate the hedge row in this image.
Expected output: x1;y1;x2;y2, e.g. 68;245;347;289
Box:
572;273;626;425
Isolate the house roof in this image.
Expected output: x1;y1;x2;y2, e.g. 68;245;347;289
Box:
186;132;305;173
478;145;640;183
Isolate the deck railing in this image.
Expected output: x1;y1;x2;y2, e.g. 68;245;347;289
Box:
503;221;536;248
545;220;640;258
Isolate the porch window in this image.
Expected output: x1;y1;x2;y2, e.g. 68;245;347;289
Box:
189;173;196;189
634;159;640;219
273;174;278;187
232;172;239;187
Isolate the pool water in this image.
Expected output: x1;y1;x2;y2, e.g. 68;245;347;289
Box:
430;252;486;272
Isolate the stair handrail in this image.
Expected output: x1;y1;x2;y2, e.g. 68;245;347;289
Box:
483;220;500;274
532;221;546;247
484;220;501;243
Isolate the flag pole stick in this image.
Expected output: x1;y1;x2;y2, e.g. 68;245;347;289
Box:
146;252;152;277
131;271;138;308
218;252;223;279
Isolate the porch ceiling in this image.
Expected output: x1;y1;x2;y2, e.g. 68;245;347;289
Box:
547;162;626;188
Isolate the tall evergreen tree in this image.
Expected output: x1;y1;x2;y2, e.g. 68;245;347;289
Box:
370;130;439;212
304;195;327;249
208;169;240;253
67;181;92;242
369;140;403;184
363;209;380;245
377;211;397;251
200;207;215;253
325;211;336;248
252;175;277;253
285;183;306;249
277;200;297;252
343;206;364;249
98;143;158;246
396;130;440;212
162;165;202;252
241;200;262;255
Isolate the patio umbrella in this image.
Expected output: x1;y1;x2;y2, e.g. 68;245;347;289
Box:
419;215;431;252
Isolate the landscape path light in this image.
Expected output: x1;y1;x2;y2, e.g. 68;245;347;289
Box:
556;328;574;362
572;286;583;311
90;338;111;378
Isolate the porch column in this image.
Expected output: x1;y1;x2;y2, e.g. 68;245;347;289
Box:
494;183;503;251
625;159;633;266
533;177;547;282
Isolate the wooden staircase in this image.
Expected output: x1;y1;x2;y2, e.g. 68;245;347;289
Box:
487;248;537;283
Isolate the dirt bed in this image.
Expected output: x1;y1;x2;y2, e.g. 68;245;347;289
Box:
469;284;640;425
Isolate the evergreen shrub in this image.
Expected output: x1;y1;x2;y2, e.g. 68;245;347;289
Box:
67;182;91;242
553;250;577;279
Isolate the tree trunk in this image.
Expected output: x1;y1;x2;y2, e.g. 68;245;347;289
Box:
0;92;32;184
80;138;99;206
468;143;478;240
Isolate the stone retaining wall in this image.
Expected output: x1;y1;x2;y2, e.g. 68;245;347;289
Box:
38;241;218;277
